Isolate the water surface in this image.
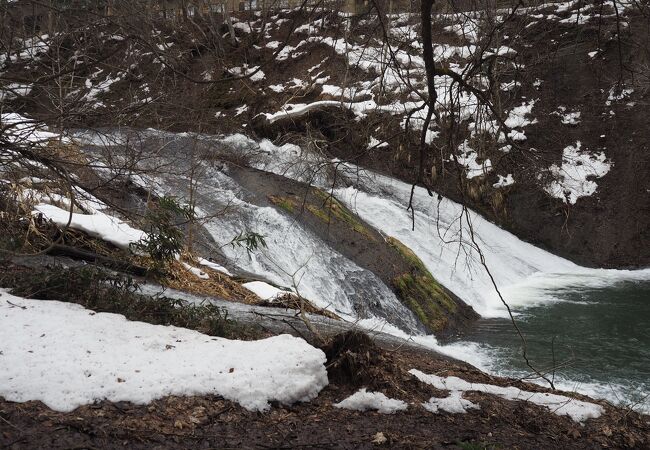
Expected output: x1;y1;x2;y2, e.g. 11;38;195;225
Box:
454;280;650;412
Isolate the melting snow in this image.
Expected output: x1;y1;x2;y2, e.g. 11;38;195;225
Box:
410;370;604;423
242;281;292;300
545;141;611;204
1;113;60;145
554;106;581;125
0;83;32;101
0;291;328;412
34;203;146;250
606;86;633;105
334;389;408;414
182;262;209;279
198;257;233;276
504;100;538;129
423;390;480;414
456;140;492;179
493;174;515;188
368;136;389;149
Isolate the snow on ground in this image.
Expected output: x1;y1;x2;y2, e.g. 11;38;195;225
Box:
260;100;343;123
1;113;60;145
228;65;265;82
456;140;492;179
242;281;292;300
504;100;537;129
334;389;408;414
554;106;581;125
368;136;389;149
198;257;233;276
0;83;32;101
545;141;611;204
82;72;124;106
34;203;146;250
181;262;210;279
422;390;480;414
606;86;633;105
493;174;515;188
0;34;49;66
410;369;604;423
0;291;328;412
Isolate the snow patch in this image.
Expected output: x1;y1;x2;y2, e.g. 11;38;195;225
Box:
410;369;604;423
1;113;60;145
334;389;408;414
242;281;292;301
182;262;209;279
33;203;146;250
493;174;515;188
545;141;611;204
456;140;492;179
422;390;480;414
198;257;233;276
0;291;328;412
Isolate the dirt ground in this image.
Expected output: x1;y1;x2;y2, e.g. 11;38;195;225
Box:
2;333;648;450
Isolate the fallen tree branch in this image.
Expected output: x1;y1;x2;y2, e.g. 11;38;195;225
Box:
46;244;148;276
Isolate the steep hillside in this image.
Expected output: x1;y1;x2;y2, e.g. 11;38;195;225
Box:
2;0;648;268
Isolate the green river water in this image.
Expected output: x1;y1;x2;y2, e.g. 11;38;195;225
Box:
454;280;650;412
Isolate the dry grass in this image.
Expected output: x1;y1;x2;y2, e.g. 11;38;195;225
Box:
160;257;260;304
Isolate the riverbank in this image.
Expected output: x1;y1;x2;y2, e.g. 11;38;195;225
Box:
0;261;648;449
1;327;648;450
450;279;650;414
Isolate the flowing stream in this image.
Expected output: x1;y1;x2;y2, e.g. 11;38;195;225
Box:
455;281;650;412
73;128;650;412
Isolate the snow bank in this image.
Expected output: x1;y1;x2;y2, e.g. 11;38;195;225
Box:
334;389;408;414
0;291;328;412
34;203;146;250
410;369;604;423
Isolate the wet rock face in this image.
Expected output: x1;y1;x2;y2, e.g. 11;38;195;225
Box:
233;166;478;336
386;237;479;338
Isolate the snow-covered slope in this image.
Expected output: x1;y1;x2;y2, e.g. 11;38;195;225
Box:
0;290;328;412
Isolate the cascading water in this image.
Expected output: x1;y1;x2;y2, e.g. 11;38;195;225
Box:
74;129;423;333
74;128;650;412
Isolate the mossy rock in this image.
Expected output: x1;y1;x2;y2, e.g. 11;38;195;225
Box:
268;189;375;241
268;194;297;213
387;236;460;334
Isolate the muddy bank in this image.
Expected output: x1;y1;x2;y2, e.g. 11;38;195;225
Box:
1;332;647;450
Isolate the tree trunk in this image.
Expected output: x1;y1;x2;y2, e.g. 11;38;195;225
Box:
417;0;437;185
